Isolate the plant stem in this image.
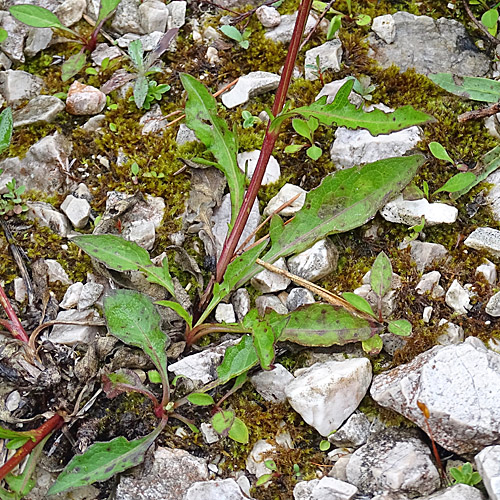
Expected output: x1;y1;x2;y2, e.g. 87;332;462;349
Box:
215;0;313;284
0;284;29;343
0;414;64;481
186;323;251;346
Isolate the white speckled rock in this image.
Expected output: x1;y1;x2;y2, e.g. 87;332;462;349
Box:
476;259;497;284
255;294;288;316
250;364;295;403
464;227;500;258
110;0;143;35
60;282;84;309
436;319;464;345
246;440;276;478
415;271;445;298
232;288;250;321
222;71;280;108
78;282;104;311
286;288;315;311
475;445;500;500
424;484;485;500
0;70;43;107
251;257;290;293
346;428;440;497
264;183;306;216
66;81;106;115
237;150;280;185
256;5;281;28
405;240;448;272
60;195;91;229
371;337;500;455
287;239;338;282
328;411;371;448
54;0;86;27
49;309;102;345
305;40;343;80
486;291;500;317
184;479;250;500
285;358;372;436
293;477;358;500
13;95;64;127
445;279;472;315
166;1;186;29
371;14;396;44
265;12;321;44
45;259;72;285
27;201;71;238
380;195;458;226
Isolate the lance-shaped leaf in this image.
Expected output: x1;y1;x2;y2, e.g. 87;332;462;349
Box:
429;73;500;103
102;369;159;405
434;172;476;195
243;310;278;371
277;303;380;347
104;290;169;384
48;423;164;495
180;73;245;229
97;0;122;23
62;52;87;82
289;80;433;134
370;251;392;299
342;292;376;318
9;5;65;29
217;335;259;383
0;427;35;450
0;108;13;155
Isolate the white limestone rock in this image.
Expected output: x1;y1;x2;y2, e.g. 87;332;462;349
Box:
24;27;53;58
371;14;396;44
265;12;321;44
486;291;500;317
91;43;122;66
60;195;91;229
255;295;288;316
304;40;343;80
316;77;364;107
293;477;358;500
345;428;440;496
246;440;276;479
380;195;458;226
232;288;251;322
475;446;500;500
404;240;448;272
111;0;143;35
13;278;26;303
328;411;372;448
424;484;485;500
45;259;72;285
200;423;219;444
49;309;102;345
476;259;497;284
60;282;84;309
436;319;464;345
12;95;64;127
287;239;339;282
370;337;500;455
166;1;187;30
139;0;168;33
122;219;156;250
176;123;198;145
206;46;219;65
264;183;306;216
415;271;445;298
251;257;291;293
222;71;280;108
54;0;86;27
445;279;472;315
215;303;236;323
464;227;500;258
27;202;71;238
423;305;433;323
0;70;43;107
285;359;372;436
184;479;249;500
78;283;104;311
237;150;280;185
256;5;281;28
286;288;315;311
250;364;295;403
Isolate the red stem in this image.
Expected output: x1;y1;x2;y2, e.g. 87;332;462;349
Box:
0;414;64;481
215;0;313;283
0;284;29;343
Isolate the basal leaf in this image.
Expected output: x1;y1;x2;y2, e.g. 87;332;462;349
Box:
133;75;149;109
155;300;192;328
180;73;245;229
434;172;476;195
48;423;164;495
228;417;249;444
292;118;312;141
342;292;376;318
429;73;500;103
216;335;259;383
243;310;276;371
219;25;243;42
361;334;383;355
387;319;412;337
61;52;86;82
9;5;64;29
128;39;144;71
97;0;122;23
278;303;380;347
0;108;13;155
212;410;234;437
306;145;322;160
428;141;453;163
104;290;169;382
187;393;215;406
370;251;392;299
293;80;433;134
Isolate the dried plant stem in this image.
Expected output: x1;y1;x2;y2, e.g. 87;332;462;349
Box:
458;101;500;122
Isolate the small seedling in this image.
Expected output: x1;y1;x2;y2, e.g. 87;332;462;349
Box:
220;25;251;49
241;110;260;128
313;0;371;27
449;462;482;486
480;2;500;36
130;162;140;184
129;80;171;110
319;439;331;451
285;116;323;160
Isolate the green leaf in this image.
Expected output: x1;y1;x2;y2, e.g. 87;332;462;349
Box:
187;393;215;406
48;424;164;495
256;474;273;486
327;15;342;40
361;334;383;355
228;417;249;444
4;473;35;498
306;145;322;160
0;28;7;43
97;0;122;23
155;300;192;328
0;107;13;155
239;39;249;49
429;73;500;103
278;303;380;347
482;8;499;35
264;459;277;471
319;440;330;451
292;118;312;141
243;310;276;371
292;80;433;134
212;410;234;436
0;426;35;448
284;144;305;153
370;251;392;299
133;75;149;109
128;39;144;71
9;5;64;29
220;25;243;42
148;370;162;383
217;335;259;383
104;290;169;383
356;13;371;25
61;52;86;82
387;319;412;337
342;292;376;318
180;73;245;230
428;142;454;163
433;172;476;195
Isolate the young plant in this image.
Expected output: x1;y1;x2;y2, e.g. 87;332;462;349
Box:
241;110;260;128
220;25;252;49
312;0;371;28
449;462;482;487
480;1;500;36
285;116;323;160
9;1;122;81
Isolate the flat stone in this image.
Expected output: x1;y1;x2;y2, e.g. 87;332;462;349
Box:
237;150;280;185
232;289;250;322
445;279;472;315
60;195;91;229
368;11;490;76
27;201;71;238
13;95;64;127
222;71;280;108
415;271;445;298
256;5;281;28
293;477;358;500
405;240;448;273
0;13;28;64
66;81;106;115
78;282;104;311
305;40;343;80
486;170;500;221
346;428;440;496
286;287;315;311
45;259;72;285
60;282;84;309
476;259;497;284
111;0;144;35
184;479;250;500
371;14;396;44
255;294;288;316
250;363;295;403
115;447;208;500
380;332;407;356
251;257;291;293
215;303;236;323
436;319;464;345
176;123;198;146
206;46;220;65
139;0;168;33
265;12;321;44
371;337;500;455
486;291;500;317
24;27;53;58
122;219;156;250
54;0;86;27
380;195;458;226
166;1;187;30
13;277;27;303
264;183;306;216
49;309;102;345
475;446;500;500
83;114;106;131
328;411;372;448
464;227;500;258
0;70;43;107
423;305;433;322
285;359;372;436
200;422;219;444
287;239;339;282
116;31;164;50
91;43;122;65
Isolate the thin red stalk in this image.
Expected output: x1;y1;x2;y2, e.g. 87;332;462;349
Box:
0;284;29;343
186;324;251;346
0;414;64;481
215;0;313;284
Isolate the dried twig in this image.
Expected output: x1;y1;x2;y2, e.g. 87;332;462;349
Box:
461;0;500;45
458;101;500;122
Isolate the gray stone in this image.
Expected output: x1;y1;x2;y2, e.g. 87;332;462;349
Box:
264;183;306;217
405;240;448;272
415;271;445;298
206;46;220;65
423;305;433;323
368;12;490;76
12;95;64;127
445;279;472;315
24;27;52;58
45;259;72;285
486;170;500;220
115;447;208;500
111;0;144;34
316;78;364;107
250;363;295;403
200;423;219;444
251;257;291;293
184;478;250;500
140;104;169;135
139;0;168;33
166;1;187;30
78;283;104;311
371;14;396;44
256;5;281;28
60;195;91;229
475;446;500;500
54;0;86;27
0;12;28;64
286;287;315;311
237;150;280;185
285;359;372;436
60;282;84;309
425;484;485;500
0;52;12;71
381;332;407;356
122;219;156;250
49;309;102;345
255;294;288;316
83;114;106;131
287;239;338;282
464;227;500;258
66;81;106;115
436;319;464;345
91;43;122;66
246;440;276;478
305;40;343;80
0;70;43;107
222;71;280;108
27;201;71;238
345;428;440;496
476;259;497;284
293;477;358;500
380;195;458;226
215;303;236;323
232;289;250;322
13;277;26;303
371;337;500;455
486;291;500;317
328;412;371;448
176;123;199;145
265;12;321;44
